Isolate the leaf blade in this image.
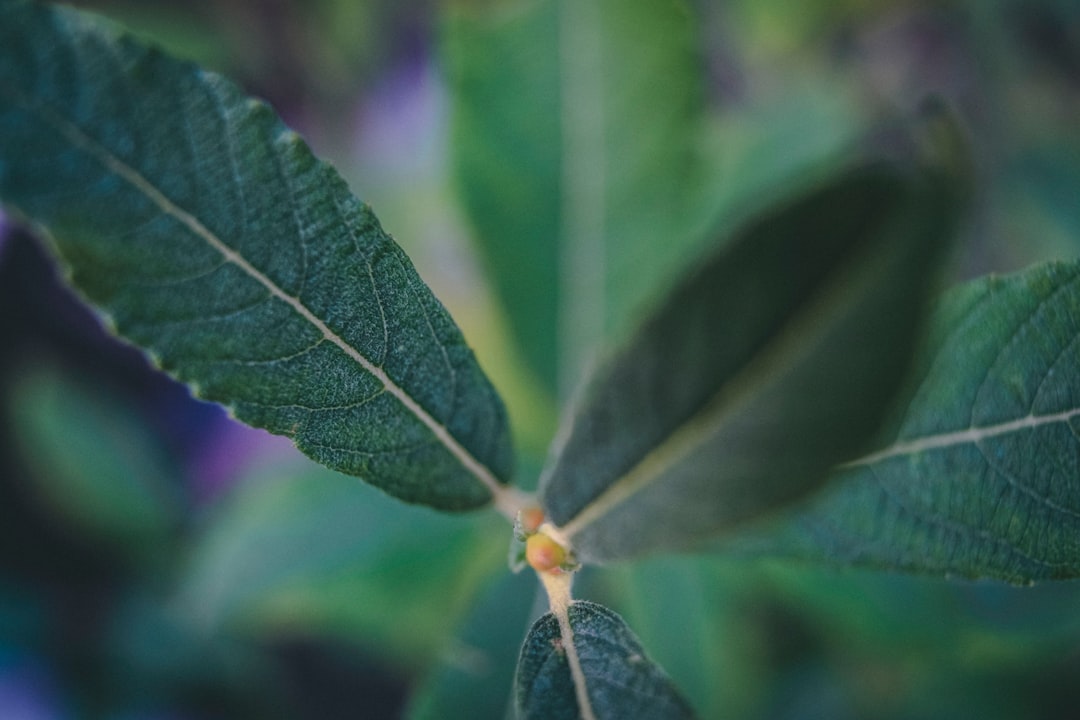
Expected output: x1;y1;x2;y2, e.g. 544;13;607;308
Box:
8;363;181;556
515;600;695;720
542;147;964;562
730;261;1080;583
406;570;537;720
0;1;514;510
181;460;508;665
443;0;708;397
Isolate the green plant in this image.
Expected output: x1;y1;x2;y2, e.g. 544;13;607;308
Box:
2;0;1080;718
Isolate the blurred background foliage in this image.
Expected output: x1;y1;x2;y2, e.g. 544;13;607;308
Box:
1;0;1078;717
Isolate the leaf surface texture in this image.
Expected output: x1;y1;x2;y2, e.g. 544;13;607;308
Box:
0;0;513;510
516;600;695;720
542;157;962;561
734;261;1080;583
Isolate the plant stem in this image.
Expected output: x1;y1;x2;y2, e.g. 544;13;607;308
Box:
538;569;597;720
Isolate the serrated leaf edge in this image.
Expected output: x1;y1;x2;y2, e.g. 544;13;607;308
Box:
4;82;524;517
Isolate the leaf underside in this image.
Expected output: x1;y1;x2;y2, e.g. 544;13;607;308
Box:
0;0;513;510
540;154;962;562
732;261;1080;584
516;600;695;720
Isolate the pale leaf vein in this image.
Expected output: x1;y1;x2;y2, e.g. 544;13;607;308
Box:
10;87;508;508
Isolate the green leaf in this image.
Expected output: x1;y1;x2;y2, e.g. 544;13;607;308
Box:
7;363;180;557
731;261;1080;583
515;600;695;720
757;561;1080;656
0;0;513;511
181;460;506;667
406;570;537;720
694;82;868;240
541;148;963;563
597;557;764;719
443;0;708;397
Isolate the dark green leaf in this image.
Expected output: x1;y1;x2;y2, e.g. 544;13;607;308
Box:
0;0;513;511
181;461;506;666
757;561;1080;654
515;600;695;720
731;261;1080;583
443;0;708;397
541;147;963;562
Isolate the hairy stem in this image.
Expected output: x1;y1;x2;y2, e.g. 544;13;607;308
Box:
538;569;596;720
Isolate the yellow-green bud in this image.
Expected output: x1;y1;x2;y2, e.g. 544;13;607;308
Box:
525;532;567;573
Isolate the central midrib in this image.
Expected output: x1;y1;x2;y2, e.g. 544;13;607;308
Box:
555;222;908;542
846;407;1080;466
17;88;512;511
558;0;607;403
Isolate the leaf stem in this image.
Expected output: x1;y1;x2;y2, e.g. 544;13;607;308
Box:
492;485;534;523
537;569;597;720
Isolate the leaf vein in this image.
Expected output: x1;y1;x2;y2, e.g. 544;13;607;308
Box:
235;391;388;414
4;89;509;507
129;290;273;328
869;461;1063;571
302;438;439;459
122;255;230;288
975;439;1080;521
359;238;391;369
847;408;1080;466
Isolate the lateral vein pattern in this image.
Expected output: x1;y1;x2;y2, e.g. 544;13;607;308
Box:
848;407;1080;466
0;2;514;511
755;262;1080;583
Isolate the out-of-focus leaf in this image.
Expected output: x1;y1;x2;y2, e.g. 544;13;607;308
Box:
731;261;1080;583
0;0;513;511
759;562;1080;657
181;461;506;667
1002;140;1080;264
107;591;243;695
443;0;708;396
541;145;963;563
72;2;232;72
693;84;866;241
752;561;1080;719
515;600;695;720
7;364;180;555
407;570;537;720
597;557;764;720
442;0;560;395
597;555;1080;720
0;581;48;651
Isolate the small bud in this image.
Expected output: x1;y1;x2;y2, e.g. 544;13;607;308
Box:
526;532;567;573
